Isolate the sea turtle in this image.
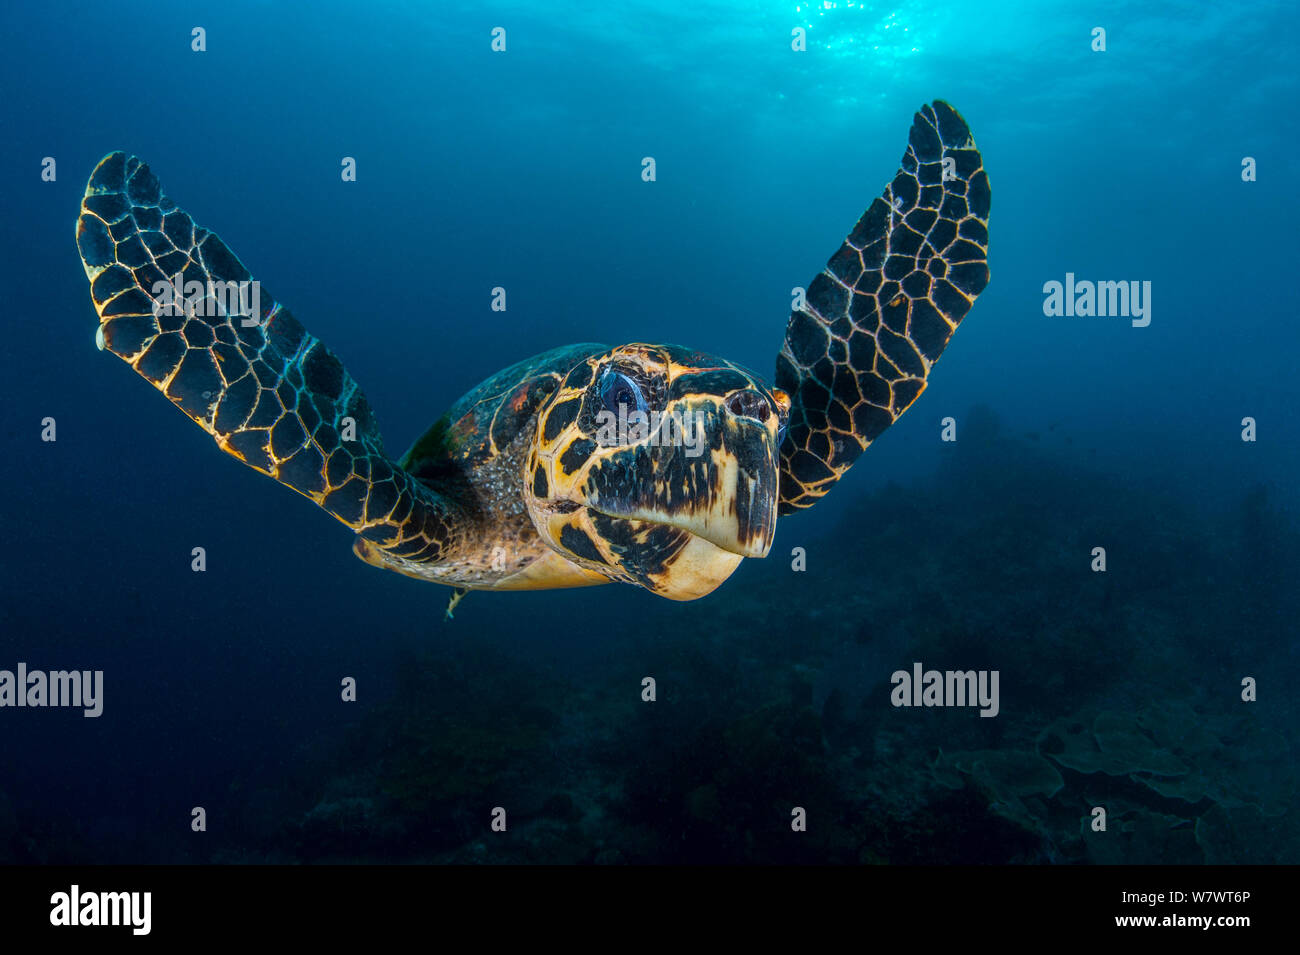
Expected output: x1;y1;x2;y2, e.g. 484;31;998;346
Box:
75;101;990;610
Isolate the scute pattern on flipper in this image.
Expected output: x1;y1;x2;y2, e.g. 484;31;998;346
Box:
776;101;990;512
77;152;461;563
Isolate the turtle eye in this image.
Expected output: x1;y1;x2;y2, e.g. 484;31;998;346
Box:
598;369;647;416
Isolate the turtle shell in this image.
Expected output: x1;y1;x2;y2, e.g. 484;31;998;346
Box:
399;343;605;484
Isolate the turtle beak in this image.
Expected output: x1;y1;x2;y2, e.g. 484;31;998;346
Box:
583;399;779;559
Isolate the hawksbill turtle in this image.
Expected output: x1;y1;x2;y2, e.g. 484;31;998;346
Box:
75;101;990;610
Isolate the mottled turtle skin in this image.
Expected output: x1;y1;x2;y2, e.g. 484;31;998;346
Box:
75;101;990;605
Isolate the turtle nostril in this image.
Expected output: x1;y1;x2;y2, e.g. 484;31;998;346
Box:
725;390;769;422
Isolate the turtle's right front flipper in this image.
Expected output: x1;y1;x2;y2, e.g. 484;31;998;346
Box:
774;102;990;512
76;152;461;566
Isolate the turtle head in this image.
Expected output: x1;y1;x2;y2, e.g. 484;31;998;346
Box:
523;343;790;600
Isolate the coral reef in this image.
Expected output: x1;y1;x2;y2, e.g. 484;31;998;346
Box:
178;406;1298;864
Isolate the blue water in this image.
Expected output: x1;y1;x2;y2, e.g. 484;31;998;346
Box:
1;0;1296;863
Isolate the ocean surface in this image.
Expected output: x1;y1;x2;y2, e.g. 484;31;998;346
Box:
1;0;1296;863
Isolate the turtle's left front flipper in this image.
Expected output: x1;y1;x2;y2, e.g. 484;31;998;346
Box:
76;152;463;567
776;101;990;512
